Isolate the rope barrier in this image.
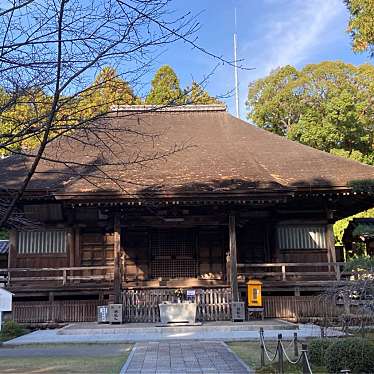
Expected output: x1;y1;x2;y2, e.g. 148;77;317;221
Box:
284;337;297;350
301;348;313;374
259;329;278;362
258;329;314;374
280;341;302;365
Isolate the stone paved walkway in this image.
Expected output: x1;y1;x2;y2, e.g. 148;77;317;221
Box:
121;341;251;373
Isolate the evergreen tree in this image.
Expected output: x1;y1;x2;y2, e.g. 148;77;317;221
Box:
145;65;182;105
185;81;220;104
79;66;139;118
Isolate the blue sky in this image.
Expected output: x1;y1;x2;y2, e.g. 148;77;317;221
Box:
139;0;372;119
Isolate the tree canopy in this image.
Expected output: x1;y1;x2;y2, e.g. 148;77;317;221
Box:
0;66;139;157
78;66;139;118
145;65;183;105
184;81;220;105
145;66;219;105
345;0;374;55
246;61;374;163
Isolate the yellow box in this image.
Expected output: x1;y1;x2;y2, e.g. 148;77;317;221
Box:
247;279;262;307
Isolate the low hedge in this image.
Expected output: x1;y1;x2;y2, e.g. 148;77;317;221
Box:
308;339;334;366
325;337;374;373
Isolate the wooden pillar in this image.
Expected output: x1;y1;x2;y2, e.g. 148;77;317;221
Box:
327;224;336;273
67;228;75;268
229;214;239;302
226;252;231;284
74;228;81;267
8;230;17;287
8;230;17;269
113;213;121;303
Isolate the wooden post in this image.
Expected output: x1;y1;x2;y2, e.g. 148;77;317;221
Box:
67;228;75;268
49;292;55;323
229;214;239;302
327;224;336;272
278;333;284;374
294;332;299;358
281;265;286;281
226;252;231;284
260;327;265;367
113;213;121;303
301;343;309;374
8;230;17;287
260;341;265;367
74;228;81;267
335;263;341;281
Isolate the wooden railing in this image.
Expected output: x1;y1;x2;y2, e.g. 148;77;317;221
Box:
237;262;348;281
13;300;101;323
0;266;114;287
0;262;350;287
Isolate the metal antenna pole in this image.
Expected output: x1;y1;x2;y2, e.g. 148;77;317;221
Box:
233;7;240;118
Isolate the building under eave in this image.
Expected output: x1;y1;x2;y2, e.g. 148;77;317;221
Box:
0;104;373;322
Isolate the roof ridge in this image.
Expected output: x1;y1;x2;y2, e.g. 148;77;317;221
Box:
113;104;227;112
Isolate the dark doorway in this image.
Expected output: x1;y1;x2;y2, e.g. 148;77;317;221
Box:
150;229;198;279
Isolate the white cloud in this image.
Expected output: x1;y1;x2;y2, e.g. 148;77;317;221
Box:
260;0;343;74
237;0;345;117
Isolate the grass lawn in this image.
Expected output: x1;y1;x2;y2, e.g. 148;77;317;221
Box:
227;341;325;374
0;344;133;374
0;356;127;374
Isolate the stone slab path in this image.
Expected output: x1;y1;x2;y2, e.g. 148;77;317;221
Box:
121;341;251;374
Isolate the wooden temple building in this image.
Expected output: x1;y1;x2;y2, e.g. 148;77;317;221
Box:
0;104;373;323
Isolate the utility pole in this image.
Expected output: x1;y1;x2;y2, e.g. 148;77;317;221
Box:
233;7;240;118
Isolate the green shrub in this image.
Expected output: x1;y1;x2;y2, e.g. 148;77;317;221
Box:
325;337;374;373
308;339;333;366
0;320;25;340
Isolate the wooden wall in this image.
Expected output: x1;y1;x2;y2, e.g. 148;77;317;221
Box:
197;229;225;280
237;222;268;263
80;230;114;267
8;231;69;269
123;229;149;281
279;249;328;263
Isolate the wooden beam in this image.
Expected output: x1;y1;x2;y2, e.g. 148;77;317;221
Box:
229;214;239;302
113;213;121;303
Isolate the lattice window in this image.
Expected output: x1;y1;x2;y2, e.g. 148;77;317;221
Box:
277;225;327;250
17;230;67;254
151;230;197;278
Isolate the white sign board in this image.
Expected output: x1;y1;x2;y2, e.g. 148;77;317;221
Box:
0;288;13;332
0;288;12;311
186;289;196;297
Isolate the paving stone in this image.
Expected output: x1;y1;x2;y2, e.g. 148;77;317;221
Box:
122;341;251;373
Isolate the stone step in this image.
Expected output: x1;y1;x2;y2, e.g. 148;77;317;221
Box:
58;320;297;335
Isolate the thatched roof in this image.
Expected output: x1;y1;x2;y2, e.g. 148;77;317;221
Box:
0;105;373;199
